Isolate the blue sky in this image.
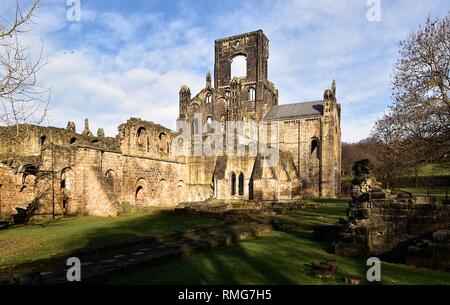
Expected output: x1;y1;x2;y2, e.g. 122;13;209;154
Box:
2;0;449;142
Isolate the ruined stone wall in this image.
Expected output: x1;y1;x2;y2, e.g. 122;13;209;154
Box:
183;156;216;202
320;109;341;198
36;144;121;216
351;201;450;255
337;171;450;257
0;119;188;218
0;164;35;216
118;118;176;161
102;153;186;207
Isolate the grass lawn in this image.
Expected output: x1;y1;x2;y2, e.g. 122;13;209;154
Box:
0;211;214;269
418;163;450;176
109;200;450;285
398;187;449;197
272;199;348;229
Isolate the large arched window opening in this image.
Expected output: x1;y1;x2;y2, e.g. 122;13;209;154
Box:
61;168;73;191
311;138;319;159
61;168;74;212
238;172;244;196
105;170;117;191
231;55;247;78
193;117;200;135
231;172;236;196
137;127;147;147
135;186;144;205
206;117;213;133
191;104;201;135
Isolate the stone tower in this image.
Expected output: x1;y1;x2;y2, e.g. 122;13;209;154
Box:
214;30;278;121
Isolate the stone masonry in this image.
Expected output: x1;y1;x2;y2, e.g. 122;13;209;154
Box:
0;30;341;218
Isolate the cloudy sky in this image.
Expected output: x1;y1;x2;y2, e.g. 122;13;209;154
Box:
2;0;449;142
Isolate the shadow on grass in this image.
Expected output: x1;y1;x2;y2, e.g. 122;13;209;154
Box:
107;227;369;285
0;210;215;272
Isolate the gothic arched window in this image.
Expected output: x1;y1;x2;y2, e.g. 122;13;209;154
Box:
231;172;236;196
311;138;319;159
205;93;212;104
248;88;256;101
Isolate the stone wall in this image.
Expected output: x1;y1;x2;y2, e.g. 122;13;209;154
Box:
0;164;35;216
0;118;188;218
346;200;450;256
336;167;450;257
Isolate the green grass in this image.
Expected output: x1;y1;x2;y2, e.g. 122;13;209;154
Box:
0;211;214;269
109;200;450;285
418;163;450;176
398;187;449;197
272;200;348;229
109;229;450;285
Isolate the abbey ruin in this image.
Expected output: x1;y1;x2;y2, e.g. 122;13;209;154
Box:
0;30;341;218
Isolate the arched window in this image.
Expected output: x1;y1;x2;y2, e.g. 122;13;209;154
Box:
205;93;212;104
105;170;117;190
40;135;46;147
137;127;147;147
158;132;169;153
220;116;226;131
231;55;247;78
176;180;185;203
311;138;319;158
206;117;213;133
191;104;201;135
22;165;37;186
231;172;236;196
135;186;144;205
238;172;244;196
61;168;73;191
158;179;168;194
248;88;256;101
224;91;230;99
193;117;200;135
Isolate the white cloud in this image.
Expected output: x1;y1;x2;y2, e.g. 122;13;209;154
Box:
14;0;449;143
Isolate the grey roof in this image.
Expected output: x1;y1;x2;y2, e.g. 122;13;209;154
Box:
263;100;323;121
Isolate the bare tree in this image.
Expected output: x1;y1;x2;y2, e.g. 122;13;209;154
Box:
389;13;449;163
370;12;450;186
0;0;49;133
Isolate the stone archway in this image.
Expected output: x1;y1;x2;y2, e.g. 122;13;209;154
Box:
135;186;145;206
238;172;244;196
230;172;236;196
61;168;74;213
135;178;147;206
105;169;117;192
158;179;169;206
176;180;185;204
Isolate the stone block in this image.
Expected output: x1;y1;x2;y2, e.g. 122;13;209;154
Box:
335;242;367;258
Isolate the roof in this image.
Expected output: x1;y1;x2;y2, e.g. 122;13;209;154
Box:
263;100;323;121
